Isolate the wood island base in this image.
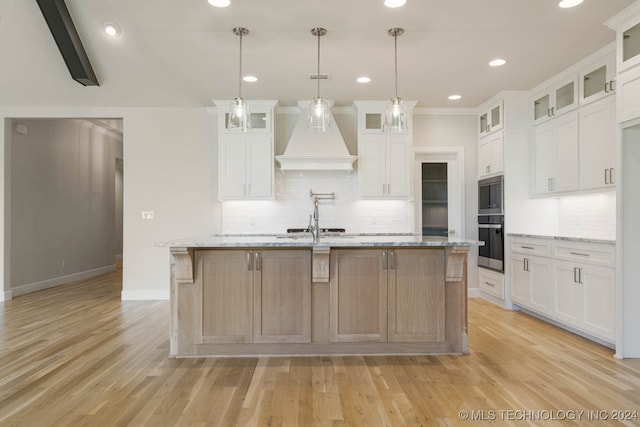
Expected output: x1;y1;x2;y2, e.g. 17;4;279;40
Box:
169;243;471;358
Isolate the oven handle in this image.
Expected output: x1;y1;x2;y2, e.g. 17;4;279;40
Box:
478;224;502;229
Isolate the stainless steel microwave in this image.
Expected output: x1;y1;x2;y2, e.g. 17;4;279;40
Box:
478;175;503;215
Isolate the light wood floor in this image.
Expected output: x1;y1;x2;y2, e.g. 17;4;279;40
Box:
1;266;640;427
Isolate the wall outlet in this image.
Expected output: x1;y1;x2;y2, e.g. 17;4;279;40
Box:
141;211;154;220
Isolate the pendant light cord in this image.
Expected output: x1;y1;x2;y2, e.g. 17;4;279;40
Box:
393;31;398;99
238;30;243;99
316;30;321;99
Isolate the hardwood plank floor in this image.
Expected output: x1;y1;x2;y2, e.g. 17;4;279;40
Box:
1;266;639;426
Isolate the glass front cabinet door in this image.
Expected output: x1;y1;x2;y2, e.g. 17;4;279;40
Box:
532;76;578;124
580;53;616;105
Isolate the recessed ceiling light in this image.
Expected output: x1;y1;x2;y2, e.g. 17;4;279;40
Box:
356;76;372;83
448;95;462;101
208;0;231;7
384;0;406;8
103;22;120;37
558;0;583;8
243;75;258;82
489;58;506;67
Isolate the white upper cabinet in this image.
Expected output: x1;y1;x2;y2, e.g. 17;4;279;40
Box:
219;134;273;199
533;111;579;195
478;100;503;137
354;100;415;134
478;131;504;178
354;101;416;199
531;75;579;124
579;96;617;190
580;53;616;106
607;4;640;123
214;100;277;200
607;3;640;73
358;134;411;198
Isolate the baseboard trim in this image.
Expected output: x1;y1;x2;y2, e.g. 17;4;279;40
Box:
11;265;116;297
468;288;480;298
1;289;13;301
121;289;169;301
515;304;615;349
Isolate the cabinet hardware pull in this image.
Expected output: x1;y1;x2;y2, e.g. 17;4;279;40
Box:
573;267;578;283
610;80;616;91
605;168;609;185
382;184;386;195
523;258;527;271
578;267;583;284
484;281;495;287
609;168;614;184
387;184;391;195
551;107;555;116
605;82;610;93
255;252;261;271
521;245;535;250
390;250;396;270
569;251;590;257
382;251;387;269
247;252;253;270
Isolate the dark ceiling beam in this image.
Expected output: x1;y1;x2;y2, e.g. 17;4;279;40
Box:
35;0;100;86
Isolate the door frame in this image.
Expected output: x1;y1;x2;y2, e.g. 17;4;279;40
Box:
413;147;465;239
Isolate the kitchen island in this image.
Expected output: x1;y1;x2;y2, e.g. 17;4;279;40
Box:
158;234;480;357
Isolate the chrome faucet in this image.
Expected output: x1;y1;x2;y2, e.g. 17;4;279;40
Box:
308;189;335;242
309;197;320;242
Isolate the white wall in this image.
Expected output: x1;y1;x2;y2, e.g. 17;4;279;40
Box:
621;124;640;357
9;119;122;296
413;113;479;292
1;107;217;301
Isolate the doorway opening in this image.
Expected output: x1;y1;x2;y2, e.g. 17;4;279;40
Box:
414;148;465;239
5;118;123;298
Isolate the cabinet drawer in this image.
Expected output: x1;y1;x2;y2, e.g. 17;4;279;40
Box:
510;238;552;256
553;241;615;267
478;268;504;300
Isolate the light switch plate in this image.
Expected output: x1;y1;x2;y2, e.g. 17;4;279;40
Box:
141;211;154;220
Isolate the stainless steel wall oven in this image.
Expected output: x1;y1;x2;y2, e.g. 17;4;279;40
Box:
478;214;504;272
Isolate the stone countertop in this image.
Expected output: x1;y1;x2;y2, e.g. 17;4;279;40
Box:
508;233;615;245
156;233;483;248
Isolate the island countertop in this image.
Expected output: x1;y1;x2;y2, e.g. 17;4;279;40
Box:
156;233;483;248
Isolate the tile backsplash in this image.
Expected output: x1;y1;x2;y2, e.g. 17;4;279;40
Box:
220;170;414;234
557;192;616;240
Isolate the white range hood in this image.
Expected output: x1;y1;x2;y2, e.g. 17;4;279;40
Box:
276;101;357;171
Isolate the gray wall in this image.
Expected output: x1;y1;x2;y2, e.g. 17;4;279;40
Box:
10;119;123;292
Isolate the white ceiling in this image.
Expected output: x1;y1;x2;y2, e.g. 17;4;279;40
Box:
0;0;635;108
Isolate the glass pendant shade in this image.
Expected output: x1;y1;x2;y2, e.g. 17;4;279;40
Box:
385;97;408;132
228;97;250;131
385;27;408;133
308;27;329;132
309;97;330;132
228;27;250;132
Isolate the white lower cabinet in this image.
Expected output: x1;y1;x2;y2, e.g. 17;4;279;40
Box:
510;253;552;315
552;260;616;341
509;238;553;316
509;237;615;343
478;267;504;300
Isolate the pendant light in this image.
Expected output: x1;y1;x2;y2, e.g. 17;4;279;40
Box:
385;27;408;133
309;27;330;132
228;27;250;131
